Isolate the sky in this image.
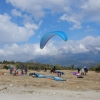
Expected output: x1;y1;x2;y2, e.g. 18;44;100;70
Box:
0;0;100;62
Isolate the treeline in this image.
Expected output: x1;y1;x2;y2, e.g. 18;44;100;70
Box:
89;64;100;72
0;60;22;64
3;63;72;70
1;60;100;72
1;60;74;70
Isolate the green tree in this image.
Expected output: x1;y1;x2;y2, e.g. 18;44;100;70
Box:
71;64;75;70
10;60;15;64
89;65;95;71
55;64;62;70
3;60;9;64
95;63;100;72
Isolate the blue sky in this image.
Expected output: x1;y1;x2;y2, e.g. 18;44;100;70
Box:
0;0;100;62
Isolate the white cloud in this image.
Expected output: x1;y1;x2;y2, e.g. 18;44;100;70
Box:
6;0;44;20
11;9;22;17
60;14;82;30
0;42;58;61
5;0;100;30
60;41;88;53
80;36;100;46
0;14;40;43
81;0;100;22
59;36;100;53
0;35;100;61
95;47;100;51
79;43;88;51
81;0;100;13
25;22;38;30
6;0;70;20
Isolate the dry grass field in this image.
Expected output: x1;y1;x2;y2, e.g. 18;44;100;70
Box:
0;69;100;91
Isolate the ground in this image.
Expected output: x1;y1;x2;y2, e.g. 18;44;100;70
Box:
0;69;100;100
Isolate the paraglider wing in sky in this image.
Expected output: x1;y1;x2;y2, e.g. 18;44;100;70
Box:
40;31;67;49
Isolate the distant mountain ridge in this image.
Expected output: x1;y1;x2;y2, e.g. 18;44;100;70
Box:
27;50;100;67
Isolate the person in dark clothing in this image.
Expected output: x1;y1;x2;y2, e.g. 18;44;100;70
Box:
20;65;22;71
58;72;61;77
44;67;47;72
77;68;80;73
53;66;56;71
84;67;88;75
10;65;13;74
24;65;28;74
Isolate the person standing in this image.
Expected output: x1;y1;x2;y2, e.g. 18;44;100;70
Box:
81;67;84;75
77;67;80;73
58;72;61;77
53;65;56;72
20;65;22;70
84;66;88;75
24;65;28;74
44;67;47;72
10;65;13;74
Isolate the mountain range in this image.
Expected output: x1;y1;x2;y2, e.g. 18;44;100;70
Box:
27;45;100;67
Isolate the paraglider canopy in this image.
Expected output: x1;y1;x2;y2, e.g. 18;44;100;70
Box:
40;31;67;49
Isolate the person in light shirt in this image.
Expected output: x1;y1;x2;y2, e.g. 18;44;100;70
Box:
81;67;84;75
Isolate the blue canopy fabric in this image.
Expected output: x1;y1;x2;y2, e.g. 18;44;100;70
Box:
40;31;67;49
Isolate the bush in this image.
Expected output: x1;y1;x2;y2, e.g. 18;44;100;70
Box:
3;65;9;69
95;64;100;72
89;66;95;71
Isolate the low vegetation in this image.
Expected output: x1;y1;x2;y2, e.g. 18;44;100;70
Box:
0;60;100;72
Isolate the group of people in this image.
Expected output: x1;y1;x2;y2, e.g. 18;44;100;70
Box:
77;66;88;75
9;65;28;76
20;65;28;75
9;64;88;77
50;65;64;77
50;65;56;73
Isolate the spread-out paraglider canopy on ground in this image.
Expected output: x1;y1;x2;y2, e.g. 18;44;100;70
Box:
40;31;67;49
